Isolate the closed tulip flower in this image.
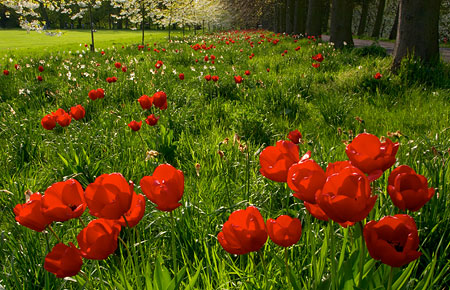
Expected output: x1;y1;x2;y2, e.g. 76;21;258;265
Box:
128;120;142;131
218;206;268;255
212;75;219;82
38;65;44;72
88;88;104;100
259;140;300;182
317;166;377;227
179;73;184;80
267;215;302;247
44;243;83;278
346;133;399;181
13;193;52;232
205;74;212;81
364;214;421;267
41;114;57;130
152;91;167;110
41;179;86;222
287;129;302;144
138;95;153;110
77;219;121;260
234;75;243;83
145;114;159;126
387;165;435;211
140;164;184;212
115;193;146;228
114;62;122;68
288;159;326;204
84;173;134;219
69;105;85;121
56;112;72;127
3;69;9;75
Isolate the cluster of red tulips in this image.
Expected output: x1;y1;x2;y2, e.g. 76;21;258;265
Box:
219;132;434;269
311;53;324;68
128;91;167;131
41;106;85;130
13;164;184;278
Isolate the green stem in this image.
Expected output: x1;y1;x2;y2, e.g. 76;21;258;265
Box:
358;221;365;287
47;225;63;243
330;223;336;290
284;247;289;284
170;211;178;287
387;266;394;290
259;250;269;290
78;217;86;228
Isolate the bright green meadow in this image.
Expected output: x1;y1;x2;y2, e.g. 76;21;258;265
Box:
0;29;450;289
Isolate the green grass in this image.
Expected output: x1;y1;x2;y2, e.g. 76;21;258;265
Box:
1;30;450;289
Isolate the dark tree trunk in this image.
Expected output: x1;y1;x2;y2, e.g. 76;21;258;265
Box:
322;0;331;33
389;2;399;40
330;0;354;48
274;4;279;32
88;3;95;52
371;0;386;38
279;1;286;33
392;0;442;69
285;0;293;34
357;0;369;36
141;0;145;45
306;0;323;36
39;3;50;28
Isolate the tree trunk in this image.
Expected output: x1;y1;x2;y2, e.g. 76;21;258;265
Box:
392;0;442;69
330;0;354;48
357;0;369;36
389;2;399;40
322;0;331;33
295;0;308;34
306;0;323;36
285;0;293;34
371;0;386;38
141;0;145;45
274;4;279;32
279;1;286;33
88;3;95;52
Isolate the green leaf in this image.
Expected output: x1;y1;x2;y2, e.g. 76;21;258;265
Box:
184;260;202;290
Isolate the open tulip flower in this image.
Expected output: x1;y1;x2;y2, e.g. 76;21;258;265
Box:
13;193;53;232
364;214;421;267
218;206;268;255
317;165;377;227
128;120;142;131
259;140;300;182
140;164;184;212
84;173;134;219
387;165;435;211
267;215;302;247
77;219;121;260
346;133;399;181
41;179;86;222
44;243;83;278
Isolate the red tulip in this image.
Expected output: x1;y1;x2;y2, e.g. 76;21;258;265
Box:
205;74;212;81
114;62;122;69
15;64;19;70
155;60;163;69
152;91;167;110
140;164;184;212
88;88;104;100
101;51;105;55
44;243;83;278
69;105;85;120
115;193;146;228
387;165;435;211
346;133;399;181
138;95;153;110
364;214;421;267
41;114;57;130
204;55;209;62
218;206;267;255
212;75;219;82
179;73;185;80
288;159;326;204
84;173;133;219
234;75;243;83
259;140;300;182
325;161;353;177
317;166;377;227
37;75;43;81
287;129;302;144
13;193;52;232
122;66;127;72
312;53;324;62
267;68;270;72
3;69;9;75
374;73;382;79
128;120;142;131
312;63;320;68
56;111;72;127
244;70;251;76
267;215;302;247
38;65;44;72
41;179;86;222
145;114;159;126
77;219;121;260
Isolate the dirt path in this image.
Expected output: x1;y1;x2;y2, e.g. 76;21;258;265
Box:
321;35;450;62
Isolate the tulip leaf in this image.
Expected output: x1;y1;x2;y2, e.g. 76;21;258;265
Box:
392;260;417;290
288;267;301;290
184;260;202;290
153;256;172;290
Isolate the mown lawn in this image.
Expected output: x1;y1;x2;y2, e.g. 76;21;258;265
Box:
1;29;450;289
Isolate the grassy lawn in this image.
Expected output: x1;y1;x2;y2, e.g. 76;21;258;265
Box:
1;29;450;289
